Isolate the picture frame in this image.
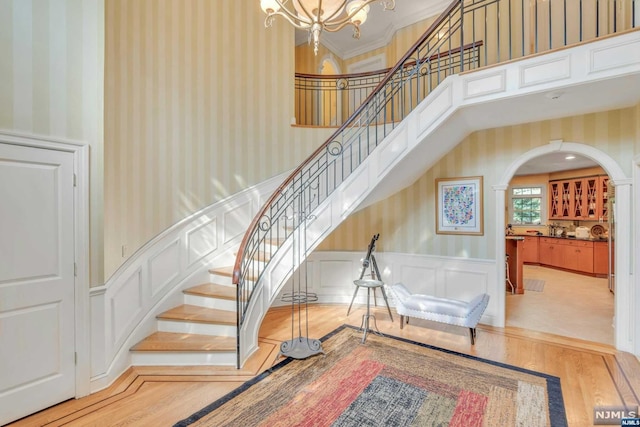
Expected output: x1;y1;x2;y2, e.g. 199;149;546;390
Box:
436;176;484;235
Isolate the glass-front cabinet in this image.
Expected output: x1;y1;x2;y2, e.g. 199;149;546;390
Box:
549;175;608;221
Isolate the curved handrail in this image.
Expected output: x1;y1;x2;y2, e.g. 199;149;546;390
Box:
234;0;462;281
233;0;638;367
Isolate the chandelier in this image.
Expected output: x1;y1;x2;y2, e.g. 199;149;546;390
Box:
260;0;396;55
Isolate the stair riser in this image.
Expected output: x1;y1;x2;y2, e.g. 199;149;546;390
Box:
184;294;236;311
208;274;234;285
131;351;236;366
157;320;236;337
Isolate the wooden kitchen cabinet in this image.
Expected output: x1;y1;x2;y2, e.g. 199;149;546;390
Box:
594;241;612;276
562;239;594;274
522;236;539;263
549;175;605;220
599;176;610;221
539;237;562;267
539;237;595;274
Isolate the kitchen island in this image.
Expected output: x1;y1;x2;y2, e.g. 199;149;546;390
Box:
505;236;525;294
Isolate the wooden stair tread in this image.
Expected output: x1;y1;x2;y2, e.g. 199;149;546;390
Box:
209;266;258;282
157;305;235;324
130;332;235;352
184;283;238;300
208;266;234;277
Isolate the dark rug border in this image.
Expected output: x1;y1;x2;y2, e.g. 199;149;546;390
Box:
173;324;567;427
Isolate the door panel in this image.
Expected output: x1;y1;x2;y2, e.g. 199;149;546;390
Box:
0;143;75;425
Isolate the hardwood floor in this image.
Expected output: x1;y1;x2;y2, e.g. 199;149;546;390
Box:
9;304;640;427
508;265;615;345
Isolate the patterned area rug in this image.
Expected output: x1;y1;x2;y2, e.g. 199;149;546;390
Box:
175;325;567;427
524;278;546;292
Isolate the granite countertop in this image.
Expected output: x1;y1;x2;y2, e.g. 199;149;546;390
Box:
506;234;609;242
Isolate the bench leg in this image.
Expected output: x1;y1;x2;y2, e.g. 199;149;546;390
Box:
400;315;404;329
469;328;477;345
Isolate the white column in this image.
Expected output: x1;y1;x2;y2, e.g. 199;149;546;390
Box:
612;179;634;353
493;184;508;328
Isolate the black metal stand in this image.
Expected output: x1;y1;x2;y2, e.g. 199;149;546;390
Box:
346;234;393;340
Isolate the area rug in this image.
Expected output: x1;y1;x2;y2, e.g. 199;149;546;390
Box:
524;278;546;292
174;325;567;427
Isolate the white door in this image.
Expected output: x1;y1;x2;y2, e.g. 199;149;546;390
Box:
0;143;76;425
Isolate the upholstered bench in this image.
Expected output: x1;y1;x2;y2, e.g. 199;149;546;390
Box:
387;283;490;344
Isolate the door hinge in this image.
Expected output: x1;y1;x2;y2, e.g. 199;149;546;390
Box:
74;263;77;277
73;173;77;187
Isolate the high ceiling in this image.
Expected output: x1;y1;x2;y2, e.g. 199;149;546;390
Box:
294;0;450;59
292;0;624;177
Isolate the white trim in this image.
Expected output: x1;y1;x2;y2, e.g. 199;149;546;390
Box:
347;53;386;74
0;130;91;397
632;153;640;356
495;141;633;353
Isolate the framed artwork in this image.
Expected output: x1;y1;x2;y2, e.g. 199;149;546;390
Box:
436;176;484;235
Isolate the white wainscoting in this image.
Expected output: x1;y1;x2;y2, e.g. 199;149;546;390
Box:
88;172;287;392
273;251;497;326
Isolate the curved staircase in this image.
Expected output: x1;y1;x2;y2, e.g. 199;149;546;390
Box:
126;0;640;370
130;267;240;366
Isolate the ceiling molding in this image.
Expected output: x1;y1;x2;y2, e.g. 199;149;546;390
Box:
295;0;451;60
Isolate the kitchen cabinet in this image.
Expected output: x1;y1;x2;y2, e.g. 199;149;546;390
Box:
549;175;604;220
562;239;594;274
599;176;610;221
505;237;524;294
521;236;539;263
594;241;613;276
539;237;563;267
539;237;597;275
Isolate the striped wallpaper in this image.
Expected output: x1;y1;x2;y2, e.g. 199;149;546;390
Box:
319;105;640;259
3;1;638;281
0;0;105;285
103;0;333;278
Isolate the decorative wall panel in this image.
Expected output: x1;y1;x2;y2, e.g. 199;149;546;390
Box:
187;219;218;267
149;240;180;297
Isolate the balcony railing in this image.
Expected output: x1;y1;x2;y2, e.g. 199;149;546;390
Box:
295;0;638;127
234;0;638;368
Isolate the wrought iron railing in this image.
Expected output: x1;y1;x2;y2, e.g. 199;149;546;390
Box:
295;42;483;127
234;0;637;367
295;0;638;127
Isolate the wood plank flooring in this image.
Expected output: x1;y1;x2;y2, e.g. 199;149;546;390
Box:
9;304;640;427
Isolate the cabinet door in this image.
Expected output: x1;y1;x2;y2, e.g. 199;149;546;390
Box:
562;243;579;271
549;180;573;219
572;179;586;219
549;182;561;218
522;236;539;263
560;181;572;218
575;245;594;273
600;176;610;221
539;239;562;266
593;242;609;275
584;176;600;220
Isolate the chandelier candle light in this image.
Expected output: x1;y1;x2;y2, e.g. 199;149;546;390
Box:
260;0;396;55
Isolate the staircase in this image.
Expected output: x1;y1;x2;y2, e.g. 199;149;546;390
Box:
127;0;639;370
130;237;282;366
130;267;241;366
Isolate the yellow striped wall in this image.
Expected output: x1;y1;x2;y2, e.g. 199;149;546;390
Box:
104;0;334;278
319;105;640;258
0;0;105;285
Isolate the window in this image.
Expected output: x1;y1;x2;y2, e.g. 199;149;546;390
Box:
510;186;545;225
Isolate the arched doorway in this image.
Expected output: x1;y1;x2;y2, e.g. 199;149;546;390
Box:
493;141;634;352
